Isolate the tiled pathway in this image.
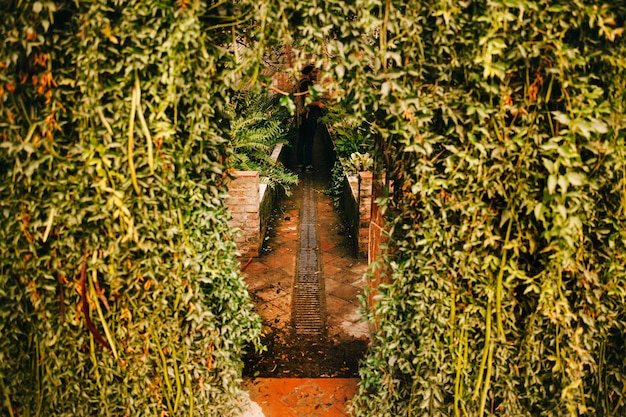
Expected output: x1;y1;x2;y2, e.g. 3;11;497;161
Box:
241;130;369;416
244;378;358;417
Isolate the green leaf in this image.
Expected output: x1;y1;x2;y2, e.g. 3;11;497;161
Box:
548;174;558;194
553;111;571;125
566;172;585;187
280;94;296;116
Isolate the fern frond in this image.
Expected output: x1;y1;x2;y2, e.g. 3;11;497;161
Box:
226;89;298;193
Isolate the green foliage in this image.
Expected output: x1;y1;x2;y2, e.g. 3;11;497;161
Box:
332;1;626;416
227;90;298;193
322;103;375;207
0;1;263;415
322;159;347;208
3;0;626;416
344;152;373;174
261;0;626;415
324;151;372;209
322;103;374;158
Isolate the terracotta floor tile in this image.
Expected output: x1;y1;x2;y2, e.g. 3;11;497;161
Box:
337;306;364;325
257;300;290;322
319;405;351;417
329;283;361;302
281;380;338;416
270;245;296;258
245;277;270;292
325;255;356;269
314;378;358;397
320;241;336;252
255;285;289;302
335;271;362;285
350;275;366;289
269;294;292;312
261;272;289;286
325;247;354;261
322;263;342;277
264;255;296;272
243;260;270;274
326;295;350;313
315;379;359;416
267;241;293;251
348;263;369;275
254;378;309;396
280;227;299;238
279;208;299;218
258;399;298;417
341;320;370;339
323;278;342;294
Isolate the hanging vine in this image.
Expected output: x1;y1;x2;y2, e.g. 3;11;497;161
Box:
0;1;264;415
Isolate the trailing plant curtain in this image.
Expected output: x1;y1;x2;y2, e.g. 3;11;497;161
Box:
331;1;626;416
3;0;626;416
0;1;263;415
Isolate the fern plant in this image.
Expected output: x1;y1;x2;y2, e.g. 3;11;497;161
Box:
228;91;298;193
320;102;374;158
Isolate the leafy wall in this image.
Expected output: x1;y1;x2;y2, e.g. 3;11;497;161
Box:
261;0;626;415
0;1;263;415
3;0;626;416
335;1;626;416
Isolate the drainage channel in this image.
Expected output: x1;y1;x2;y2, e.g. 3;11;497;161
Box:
292;174;325;336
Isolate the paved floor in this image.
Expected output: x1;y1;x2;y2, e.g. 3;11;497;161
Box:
243;378;358;417
241;130;369;416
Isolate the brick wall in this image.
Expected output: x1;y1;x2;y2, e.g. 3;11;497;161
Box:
357;172;373;257
341;174;360;254
226;171;262;257
225;144;285;258
341;170;374;258
367;179;389;333
272;72;294;93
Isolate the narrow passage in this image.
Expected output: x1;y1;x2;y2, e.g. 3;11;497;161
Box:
243;127;369;378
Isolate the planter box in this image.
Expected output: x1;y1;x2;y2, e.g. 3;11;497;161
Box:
226;144;284;257
325;126;374;259
340;168;373;258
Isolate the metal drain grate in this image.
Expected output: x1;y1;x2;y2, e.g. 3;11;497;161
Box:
292;176;325;336
293;278;324;335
